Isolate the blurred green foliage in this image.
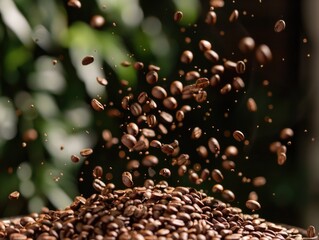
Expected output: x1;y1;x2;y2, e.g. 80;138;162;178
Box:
0;0;308;228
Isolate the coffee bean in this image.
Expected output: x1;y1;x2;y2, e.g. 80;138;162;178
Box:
239;37;255;53
274;20;286;33
200;168;210;181
232;77;245;91
150;140;162;148
221;189;235;202
204;50;219;62
185;71;200;81
248;191;258;201
126;160;140;170
195;78;210;89
225;146;238;158
96;76;108;86
174;11;183;22
161;144;174;155
277;152;287;165
211;65;224;74
141;128;156;138
170;81;183;95
81;55;94;65
80;148;93;157
178;165;187;176
255;44;272;64
127;122;139;136
159;111;173;123
67;0;81;8
229;9;239;22
8;191;20;200
130;102;142;117
220;84;232;95
191;127;202;139
133;61;144;70
71;154;80;163
210;74;221;87
236;61;246;74
212;184;224;193
93;166;103;179
91;99;104;112
158;123;168;135
233;130;245;142
90;15;105;28
199;40;211;52
246;200;261;211
151;86;167;100
163;97;178;110
205;11;217;25
148;64;161;71
208;137;220;155
159;168;171;178
122;172;133;188
252;176;266;187
247;98;257;112
121;134;137;149
121;96;130;110
224;60;237;70
92;179;106;192
307;226;317;238
146;71;158;84
180;50;193;64
196;145;208;158
279;128;294;140
137;92;148;104
142;155;158;167
212;169;224;183
195;90;207;103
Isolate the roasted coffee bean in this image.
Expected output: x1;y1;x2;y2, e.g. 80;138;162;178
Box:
130;102;142;117
255;44;272;64
220;84;232;94
159;111;173;123
133;61;144;70
80;148;93;157
204;50;219;62
137;92;148;104
277;152;287;165
274;20;286;32
200;168;210;181
199;40;211;51
150;140;162;148
126;160;140;170
141;128;156;138
196;145;208;158
224;60;237;70
127;122;139;136
152;86;167;100
279;128;294;140
178;165;187;176
67;0;81;8
158;123;168;135
121;134;137;149
247;98;257;112
212;169;224;183
195;90;207;103
91;99;104;112
212;184;224;193
195;78;210;88
133;138;149;151
81;55;94;65
90;15;105;28
122;172;133;187
232;77;245;90
93;166;103;179
233;130;245;142
8;191;20;200
146;71;158;84
70;154;80;163
208;137;220;154
163;97;178;110
185;71;200;81
180;50;193;64
211;65;225;74
210;74;221;87
248;191;258;201
121;96;130;110
205;11;217;25
170;81;183;95
221;189;235;202
159;168;171;178
225;145;238;157
236;61;246;74
161;144;174;155
96;76;108;86
93;179;105;192
174;11;183;22
191;127;202;139
307;226;317;238
252;176;267;187
229;9;239;22
239;37;255;53
142;155;158;167
148;64;160;71
246;200;261;211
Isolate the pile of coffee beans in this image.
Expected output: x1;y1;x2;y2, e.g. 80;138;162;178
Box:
1;181;317;239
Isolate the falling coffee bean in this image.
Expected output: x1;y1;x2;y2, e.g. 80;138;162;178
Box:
255;44;272;64
238;37;255;53
221;189;235;202
229;9;239;22
236;61;246;74
170;81;183;95
121;134;137;149
67;0;81;8
80;148;93;157
212;169;224;183
93;166;103;179
159;168;171;178
233;130;245;142
8;191;20;200
274;19;286;32
247;98;257;112
205;11;217;25
90;15;105;28
307;226;317;238
174;11;183;22
96;76;108;86
180;50;193;64
279;128;294;140
81;55;94;65
71;154;80;163
91;99;104;112
199;40;212;51
127;122;139;136
122;172;134;187
246;199;261;211
146;71;158;84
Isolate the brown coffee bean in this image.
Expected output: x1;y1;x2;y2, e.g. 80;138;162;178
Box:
199;40;211;51
133;61;144;70
174;11;183;22
127;122;139;136
239;37;255;53
225;146;238;158
221;189;235;202
212;184;224;193
252;176;267;187
196;145;208;158
80;148;93;157
142;155;158;167
220;84;232;94
175;110;185;122
277;145;287;154
81;55;94;65
279;128;294;140
91;99;104;112
163;97;178;110
233;130;245;142
159;168;171;178
93;166;103;179
248;191;258;201
161;144;174;155
178;165;187;176
170;81;183;95
71;154;80;163
307;226;317;238
277;152;287;165
159;111;173;123
255;44;272;64
141;128;156;138
195;90;207;103
67;0;81;8
208;137;220;154
246;200;261;211
92;178;105;192
148;64;160;71
212;169;224;183
122;172;133;188
145;114;157;127
185;71;200;81
146;71;158;84
210;0;225;8
151;86;167;100
9;191;20;200
137;92;148;104
236;61;246;74
121;96;130;110
232;77;245;91
200;168;210;181
150;140;162;148
274;20;286;33
195;78;210;89
211;65;224;74
90;15;105;28
130;102;142;117
247;98;257;112
204;50;219;62
224;60;237;70
96;76;108;86
121;134;137;149
126;160;140;170
180;50;193;64
191;127;202;139
210;74;221;87
205;11;217;25
229;9;239;22
158;123;168;135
